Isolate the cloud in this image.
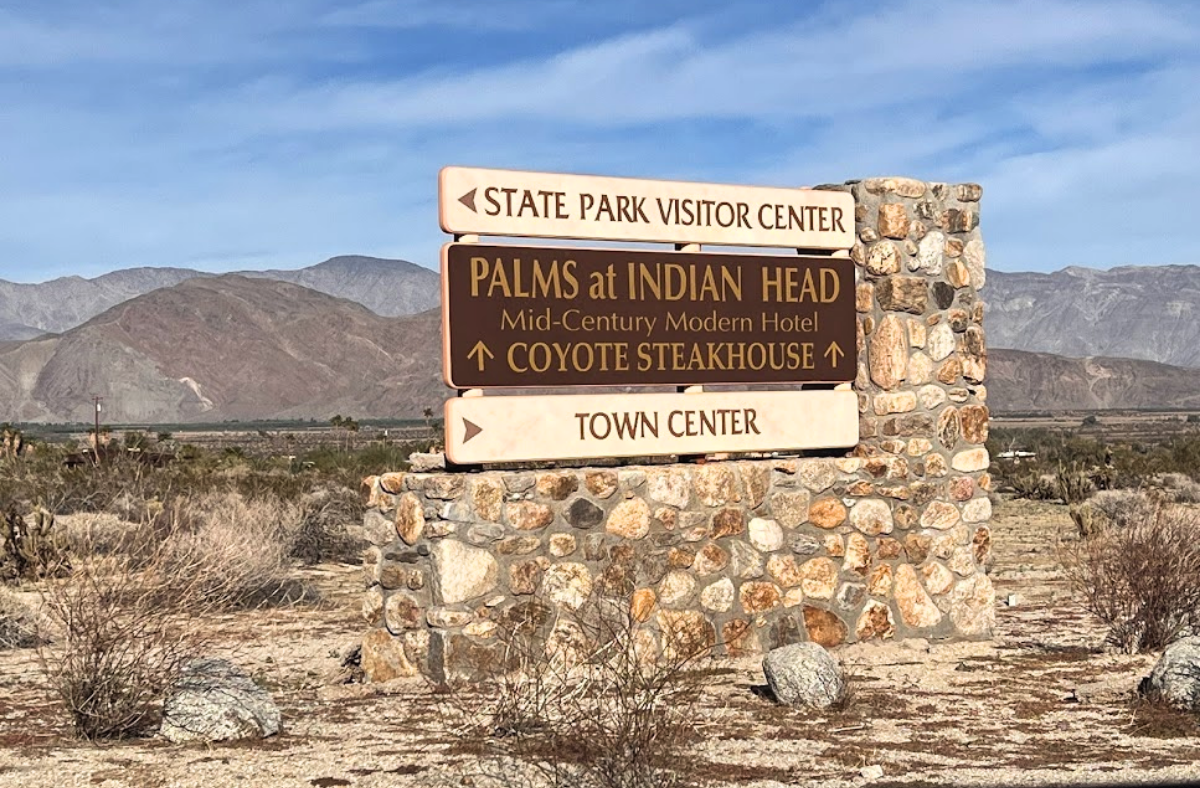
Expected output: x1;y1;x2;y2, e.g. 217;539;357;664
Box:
0;0;1198;281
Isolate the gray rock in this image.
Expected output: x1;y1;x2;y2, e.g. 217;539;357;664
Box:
409;452;446;472
1140;636;1200;710
160;658;281;743
762;642;846;708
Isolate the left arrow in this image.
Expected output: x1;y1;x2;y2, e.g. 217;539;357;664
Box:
467;340;494;371
459;188;478;213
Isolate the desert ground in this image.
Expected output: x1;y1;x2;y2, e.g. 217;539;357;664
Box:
2;497;1198;788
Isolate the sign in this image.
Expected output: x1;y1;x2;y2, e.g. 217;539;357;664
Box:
441;244;856;389
439;166;854;250
445;389;858;465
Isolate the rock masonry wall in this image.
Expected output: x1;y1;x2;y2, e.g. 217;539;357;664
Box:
358;176;994;682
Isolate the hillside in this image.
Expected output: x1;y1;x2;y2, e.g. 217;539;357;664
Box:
986;348;1200;412
0;276;446;423
986;266;1200;368
0;256;439;340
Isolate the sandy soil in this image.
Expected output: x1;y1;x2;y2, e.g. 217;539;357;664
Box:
2;498;1199;788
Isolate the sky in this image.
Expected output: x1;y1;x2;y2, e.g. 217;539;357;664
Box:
1;0;1198;282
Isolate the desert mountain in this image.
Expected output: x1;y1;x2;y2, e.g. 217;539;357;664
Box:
986;265;1200;368
987;348;1200;411
0;275;447;423
0;256;439;340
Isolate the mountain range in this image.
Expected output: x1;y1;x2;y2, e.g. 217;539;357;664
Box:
1;259;1199;421
0;255;440;340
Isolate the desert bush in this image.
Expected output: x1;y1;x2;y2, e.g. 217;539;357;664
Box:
445;596;709;788
1;505;70;581
1005;469;1058;500
290;485;366;565
37;533;223;739
1055;462;1095;505
0;587;40;649
150;492;314;608
1156;472;1200;504
1061;503;1200;653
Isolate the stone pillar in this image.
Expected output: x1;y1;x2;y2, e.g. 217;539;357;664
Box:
358;176;994;682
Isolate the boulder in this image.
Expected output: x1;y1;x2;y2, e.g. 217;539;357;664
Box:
160;658;281;743
1140;637;1200;710
762;642;846;708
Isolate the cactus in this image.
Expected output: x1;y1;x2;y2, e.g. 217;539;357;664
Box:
1;506;68;581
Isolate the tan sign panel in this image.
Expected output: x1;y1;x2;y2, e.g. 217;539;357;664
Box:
444;389;858;465
441;243;856;389
439;166;854;249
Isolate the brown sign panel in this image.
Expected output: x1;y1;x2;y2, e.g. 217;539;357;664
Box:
441;244;856;389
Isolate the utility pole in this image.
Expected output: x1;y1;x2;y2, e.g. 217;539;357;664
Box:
92;394;103;465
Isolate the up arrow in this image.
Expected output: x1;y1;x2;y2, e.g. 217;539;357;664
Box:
458;188;478;213
824;341;844;367
463;419;482;443
467;340;494;371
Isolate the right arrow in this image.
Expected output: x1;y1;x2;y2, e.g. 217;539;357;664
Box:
458;188;477;213
463;419;482;443
824;341;844;366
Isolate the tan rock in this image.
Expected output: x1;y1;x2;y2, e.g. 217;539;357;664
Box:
711;507;747;538
824;534;845;557
631;588;656;623
920;500;961;530
424;475;465;500
878;204;909;239
606;498;651;539
973;526;992;565
937;356;962;384
394;493;425;545
856;600;896;640
508;560;544;595
541;562;592;610
907;438;933;456
952;448;990;472
917;230;945;275
700;578;736;612
658;570;696;607
740;580;783;614
874;391;918;415
869;314;908;390
783;588;805;608
464;620;498;639
963;237;987;290
949;546;976;576
723;619;759;657
866;240;901;275
799;459;840;493
769;489;811;528
749;517;784;552
426;607;474;628
470;478;503;522
926;453;949;478
585;470;619;499
432;539;499;605
549;533;577;557
876;537;902;560
766;554;804;588
668;547;695;568
361;629;417;682
377;471;406;495
864;176;927;198
893;564;943;628
949;574;995;636
908;352;934;385
921;561;954;595
808;498;847;529
803;606;848;647
856;282;874;312
949;476;974;501
850;499;894;535
927;323;955;362
947;259;970;288
536;472;578;501
657;610;715;660
694;542;730;575
960;405;989;444
647;468;691;508
962;497;992;523
867;564;893;596
694;463;740;506
799;557;839;599
506;501;554;531
362;586;384;625
917;385;946;411
877;275;927;313
845;532;872;575
905;532;932;563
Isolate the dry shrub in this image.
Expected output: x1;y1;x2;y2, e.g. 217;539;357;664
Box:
1157;472;1200;504
1061;503;1200;653
0;587;40;649
290;485;366;565
1070;489;1157;537
37;533;223;739
151;492;315;608
446;596;708;788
